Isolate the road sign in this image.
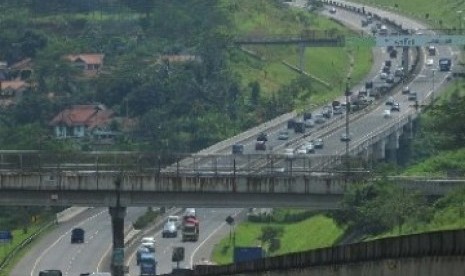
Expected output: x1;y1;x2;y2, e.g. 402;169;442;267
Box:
226;215;235;225
112;248;124;265
172;247;185;262
0;230;12;243
376;35;465;47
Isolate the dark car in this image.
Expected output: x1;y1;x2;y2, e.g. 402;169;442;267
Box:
340;133;352;142
313;138;324;149
256;132;268;142
408;92;417;101
39;270;62;276
391;102;400;112
287;119;296;129
71;228;85;244
255;141;266;151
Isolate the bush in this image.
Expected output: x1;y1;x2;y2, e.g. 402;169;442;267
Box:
133;207;160;230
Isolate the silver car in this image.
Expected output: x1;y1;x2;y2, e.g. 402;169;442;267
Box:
162;221;178;238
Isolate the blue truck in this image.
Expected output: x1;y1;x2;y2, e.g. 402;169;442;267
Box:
233;247;264;263
139;252;157;276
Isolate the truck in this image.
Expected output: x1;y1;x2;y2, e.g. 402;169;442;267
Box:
233;247;264;263
439;58;452;71
182;214;199;242
139;252;157;276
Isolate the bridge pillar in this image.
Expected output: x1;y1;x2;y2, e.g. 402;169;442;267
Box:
299;43;306;71
386;131;400;163
404;118;414;139
110;206;127;276
372;139;385;160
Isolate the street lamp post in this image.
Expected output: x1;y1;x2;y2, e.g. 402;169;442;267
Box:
344;78;351;184
458;10;463;34
431;68;436;104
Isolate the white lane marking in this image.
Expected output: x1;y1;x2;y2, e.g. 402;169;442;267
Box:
31;210;106;276
190;210;241;267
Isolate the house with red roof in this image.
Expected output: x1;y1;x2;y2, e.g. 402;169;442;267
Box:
49;104;115;139
0;80;28;107
64;53;104;75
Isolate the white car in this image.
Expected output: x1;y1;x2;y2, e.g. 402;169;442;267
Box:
383;109;392;118
426;58;434;66
284;148;294;159
380;72;388;79
168;215;181;229
296;147;308;155
329;7;336;13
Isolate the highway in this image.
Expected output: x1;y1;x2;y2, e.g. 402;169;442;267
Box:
125;208;242;275
10;2;457;276
12;207;147;276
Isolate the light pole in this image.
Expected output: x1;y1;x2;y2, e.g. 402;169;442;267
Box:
344;77;351;183
431;68;436;104
458;10;463;34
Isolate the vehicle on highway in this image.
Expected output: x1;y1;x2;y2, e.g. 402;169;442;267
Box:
439;58;452;71
141;236;156;252
137;245;151;265
284;148;294;159
256;132;268;141
162;221;178;238
389;49;398;58
304;119;315;128
329;7;336;13
294;120;305;133
185;208;196;217
313;138;324;149
408;92;417;101
79;273;111;276
303;112;312;120
402;86;410;94
278;130;290;140
255;140;266;151
394;67;404;77
71;228;85;244
168;215;181;229
384;60;392;67
287;118;296;129
385;74;395;84
380;72;388;79
383;109;392;118
182;213;199;242
139;252;157;276
379;25;388;35
232;144;244;154
296;147;308;155
303;142;315;153
322;105;333;118
428;45;436;56
391;102;400;112
39;270;62;276
426;58;434;66
333;105;344;115
385;96;394;105
314;113;326;124
340;132;352;142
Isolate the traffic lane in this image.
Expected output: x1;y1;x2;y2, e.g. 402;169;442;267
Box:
15;208;107;276
20;207;145;276
126;208;241;275
335;0;425;31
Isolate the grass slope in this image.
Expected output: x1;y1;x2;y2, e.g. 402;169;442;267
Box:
211;214;344;265
228;0;372;103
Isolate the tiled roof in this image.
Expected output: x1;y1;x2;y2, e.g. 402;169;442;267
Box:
0;80;27;90
49;104;114;128
65;54;105;65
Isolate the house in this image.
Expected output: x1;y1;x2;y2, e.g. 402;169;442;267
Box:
64;54;105;75
0;80;28;107
49;104;115;139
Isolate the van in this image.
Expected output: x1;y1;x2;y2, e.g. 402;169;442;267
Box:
71;228;85;244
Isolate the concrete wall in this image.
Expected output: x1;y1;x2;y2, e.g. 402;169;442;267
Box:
184;229;465;276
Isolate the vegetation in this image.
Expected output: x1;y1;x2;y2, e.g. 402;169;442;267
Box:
132;207;160;230
211;211;344;265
